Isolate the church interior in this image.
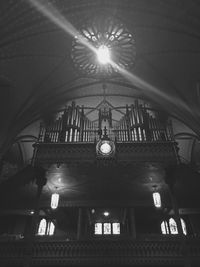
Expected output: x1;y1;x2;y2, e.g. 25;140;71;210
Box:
0;0;200;266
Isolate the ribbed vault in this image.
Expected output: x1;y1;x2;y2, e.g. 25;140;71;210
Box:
1;0;200;155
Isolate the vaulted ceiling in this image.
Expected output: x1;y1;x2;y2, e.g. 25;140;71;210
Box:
1;0;200;212
1;0;200;156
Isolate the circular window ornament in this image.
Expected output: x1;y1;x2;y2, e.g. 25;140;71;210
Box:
96;140;115;157
71;15;136;77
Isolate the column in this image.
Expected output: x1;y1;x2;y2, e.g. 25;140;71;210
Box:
23;166;47;267
129;207;136;239
77;207;83;240
0;153;3;176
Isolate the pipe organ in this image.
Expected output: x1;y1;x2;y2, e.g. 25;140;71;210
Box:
114;100;173;142
38;102;98;143
38;101;174;143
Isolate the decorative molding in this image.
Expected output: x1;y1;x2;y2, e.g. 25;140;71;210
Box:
34;141;178;165
0;238;200;266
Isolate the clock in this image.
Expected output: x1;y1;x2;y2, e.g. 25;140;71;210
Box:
96;139;115;157
100;142;112;155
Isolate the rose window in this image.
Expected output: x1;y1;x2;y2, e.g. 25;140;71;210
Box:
71;15;136;77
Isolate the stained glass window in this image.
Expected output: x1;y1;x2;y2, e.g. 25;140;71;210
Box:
71;15;136;77
169;218;178;234
94;222;121;235
51;193;59;209
161;220;169;234
95;223;102;235
104;223;111;234
47;221;55;236
38;218;47;235
112;223;120;234
161;218;187;235
181;218;187;235
38;219;55;236
153;192;161;208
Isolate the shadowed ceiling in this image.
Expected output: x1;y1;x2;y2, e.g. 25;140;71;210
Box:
1;0;200;153
1;0;200;210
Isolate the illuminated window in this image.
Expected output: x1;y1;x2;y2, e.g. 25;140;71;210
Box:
94;223;120;235
51;193;59;209
104;223;111;235
47;221;55;236
112;223;120;234
169;218;178;234
181;218;187;235
38;218;47;236
161;220;169;234
71;15;136;77
95;223;102;235
152;192;161;208
161;218;187;235
38;219;55;236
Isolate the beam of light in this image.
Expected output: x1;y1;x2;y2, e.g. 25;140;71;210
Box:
110;61;192;113
28;0;96;54
97;45;110;64
28;0;191;115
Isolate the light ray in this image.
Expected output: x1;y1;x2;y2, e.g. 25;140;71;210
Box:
28;0;96;53
28;0;191;114
110;61;191;113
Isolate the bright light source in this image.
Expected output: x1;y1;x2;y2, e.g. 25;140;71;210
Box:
100;142;111;155
152;192;161;208
97;45;110;64
51;193;59;209
103;211;109;217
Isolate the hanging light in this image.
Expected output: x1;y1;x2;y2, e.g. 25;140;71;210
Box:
152;191;162;208
103;211;110;217
51;193;59;209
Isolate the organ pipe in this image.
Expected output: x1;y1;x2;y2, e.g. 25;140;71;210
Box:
39;101;172;143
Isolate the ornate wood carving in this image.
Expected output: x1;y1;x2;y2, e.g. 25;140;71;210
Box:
0;238;200;266
33;141;178;165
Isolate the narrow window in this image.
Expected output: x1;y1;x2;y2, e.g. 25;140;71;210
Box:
47;221;55;236
161;220;169;234
95;223;102;235
38;218;47;236
169;218;178;234
181;218;187;235
103;223;111;235
153;192;162;208
112;223;120;234
51;193;59;209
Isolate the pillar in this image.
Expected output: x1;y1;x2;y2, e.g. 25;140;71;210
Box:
77;207;83;240
23;166;47;267
129;207;136;239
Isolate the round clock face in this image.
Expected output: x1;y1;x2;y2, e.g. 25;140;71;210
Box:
96;139;115;157
100;142;112;155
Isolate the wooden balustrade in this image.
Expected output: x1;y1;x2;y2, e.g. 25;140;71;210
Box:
0;238;200;266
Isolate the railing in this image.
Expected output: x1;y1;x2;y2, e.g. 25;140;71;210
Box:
0;237;200;266
38;101;174;144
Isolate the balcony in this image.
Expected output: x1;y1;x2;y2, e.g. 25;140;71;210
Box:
0;236;200;266
33;102;178;166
